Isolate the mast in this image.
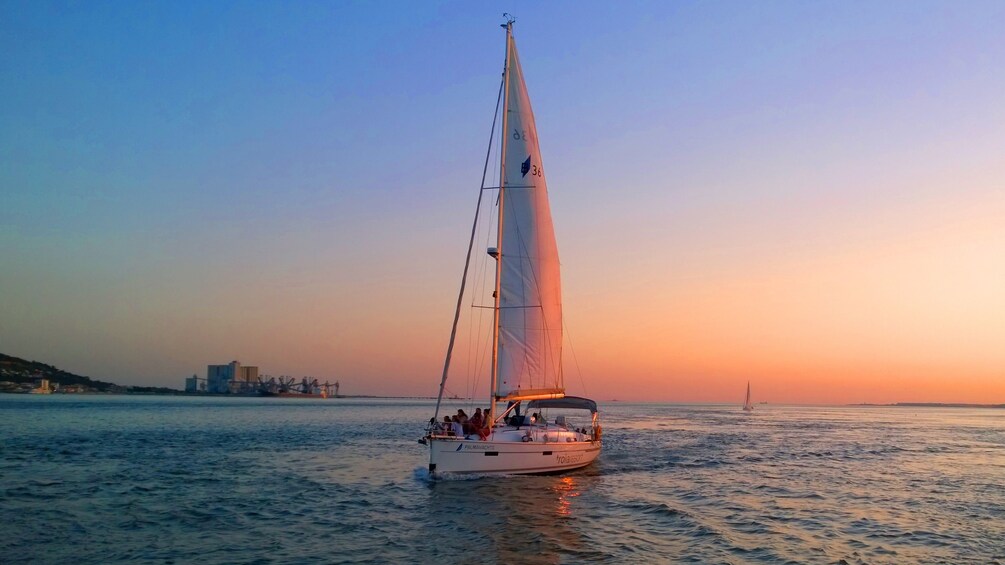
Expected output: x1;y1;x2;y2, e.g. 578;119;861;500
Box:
489;16;515;430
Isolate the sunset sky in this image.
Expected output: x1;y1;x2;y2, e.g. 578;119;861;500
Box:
2;1;1002;403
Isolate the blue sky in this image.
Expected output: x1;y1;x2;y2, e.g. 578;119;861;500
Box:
2;1;1003;401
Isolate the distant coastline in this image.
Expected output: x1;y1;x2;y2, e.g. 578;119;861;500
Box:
1;351;445;399
4;352;1003;405
1;352;180;394
850;402;1005;409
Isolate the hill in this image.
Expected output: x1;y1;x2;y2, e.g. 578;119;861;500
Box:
0;353;179;394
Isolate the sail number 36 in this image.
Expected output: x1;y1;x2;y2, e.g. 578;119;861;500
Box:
514;130;542;176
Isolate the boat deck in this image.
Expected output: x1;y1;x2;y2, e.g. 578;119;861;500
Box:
431;422;595;443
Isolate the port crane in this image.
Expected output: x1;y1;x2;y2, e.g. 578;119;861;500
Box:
256;376;340;397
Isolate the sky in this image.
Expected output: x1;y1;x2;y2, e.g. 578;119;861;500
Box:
1;1;1003;403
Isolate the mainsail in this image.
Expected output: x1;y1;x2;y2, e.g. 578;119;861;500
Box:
493;29;563;401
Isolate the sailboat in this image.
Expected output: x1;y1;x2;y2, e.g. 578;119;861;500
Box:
421;17;602;477
743;381;754;412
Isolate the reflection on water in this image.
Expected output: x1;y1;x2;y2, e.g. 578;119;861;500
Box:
1;396;1003;564
425;473;600;564
554;476;577;517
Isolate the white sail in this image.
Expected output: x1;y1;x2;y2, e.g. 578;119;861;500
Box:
494;31;563;401
743;381;753;411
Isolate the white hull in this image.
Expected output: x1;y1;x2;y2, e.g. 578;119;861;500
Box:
428;426;601;477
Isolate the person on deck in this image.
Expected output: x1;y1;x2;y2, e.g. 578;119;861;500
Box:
451;416;465;438
440;416;453;435
480;407;493;440
469;408;484;431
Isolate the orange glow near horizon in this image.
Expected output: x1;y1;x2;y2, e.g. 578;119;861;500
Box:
560;187;1005;404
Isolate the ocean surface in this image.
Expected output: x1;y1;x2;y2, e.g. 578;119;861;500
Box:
1;396;1002;564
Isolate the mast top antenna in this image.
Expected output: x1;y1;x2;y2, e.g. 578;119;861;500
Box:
501;13;516;28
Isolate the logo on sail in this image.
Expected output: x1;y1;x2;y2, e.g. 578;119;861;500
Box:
521;156;531;177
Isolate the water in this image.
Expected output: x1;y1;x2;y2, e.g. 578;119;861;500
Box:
1;396;1002;564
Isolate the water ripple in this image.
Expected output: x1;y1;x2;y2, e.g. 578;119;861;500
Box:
1;397;1003;563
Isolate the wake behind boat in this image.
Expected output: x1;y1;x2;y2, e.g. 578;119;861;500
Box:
420;17;601;477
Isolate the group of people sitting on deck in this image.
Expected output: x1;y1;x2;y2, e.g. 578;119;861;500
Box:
434;406;592;440
437;407;492;439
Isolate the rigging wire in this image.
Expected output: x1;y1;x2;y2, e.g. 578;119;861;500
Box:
433;74;505;423
464;100;504;406
564;317;589;398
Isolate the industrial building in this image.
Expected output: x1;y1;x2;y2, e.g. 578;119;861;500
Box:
184;375;204;393
183;361;337;396
206;360;259;393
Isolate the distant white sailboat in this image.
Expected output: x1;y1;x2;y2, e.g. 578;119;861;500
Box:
743;381;754;412
420;17;602;477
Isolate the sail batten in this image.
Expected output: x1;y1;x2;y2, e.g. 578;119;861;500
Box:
493;30;563;400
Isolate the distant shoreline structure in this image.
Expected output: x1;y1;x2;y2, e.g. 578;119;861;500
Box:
4;353;1004;406
850;402;1005;409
